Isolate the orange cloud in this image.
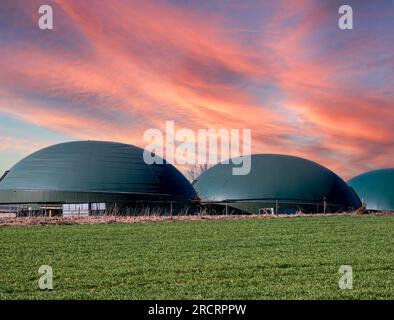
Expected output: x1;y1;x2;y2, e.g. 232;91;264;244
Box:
0;0;393;178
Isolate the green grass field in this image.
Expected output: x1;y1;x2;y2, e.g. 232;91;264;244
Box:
0;215;393;299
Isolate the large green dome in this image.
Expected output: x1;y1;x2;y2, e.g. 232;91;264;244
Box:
194;154;361;214
0;141;195;204
348;169;394;211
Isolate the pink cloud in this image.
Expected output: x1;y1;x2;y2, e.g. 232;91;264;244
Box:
0;0;393;178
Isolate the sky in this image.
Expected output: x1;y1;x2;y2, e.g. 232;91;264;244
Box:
0;0;393;179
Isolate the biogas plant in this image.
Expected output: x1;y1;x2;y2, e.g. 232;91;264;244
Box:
0;140;392;217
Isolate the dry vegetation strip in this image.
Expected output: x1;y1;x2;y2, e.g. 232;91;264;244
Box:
0;211;393;227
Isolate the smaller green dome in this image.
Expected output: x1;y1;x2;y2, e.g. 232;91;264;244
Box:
194;154;361;214
348;169;394;211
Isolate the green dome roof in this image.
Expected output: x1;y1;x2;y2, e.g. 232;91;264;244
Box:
0;141;195;203
348;169;394;211
194;154;361;213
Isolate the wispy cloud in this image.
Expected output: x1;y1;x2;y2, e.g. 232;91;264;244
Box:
0;0;393;178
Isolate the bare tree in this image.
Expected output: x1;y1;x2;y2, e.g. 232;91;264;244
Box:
186;163;212;184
